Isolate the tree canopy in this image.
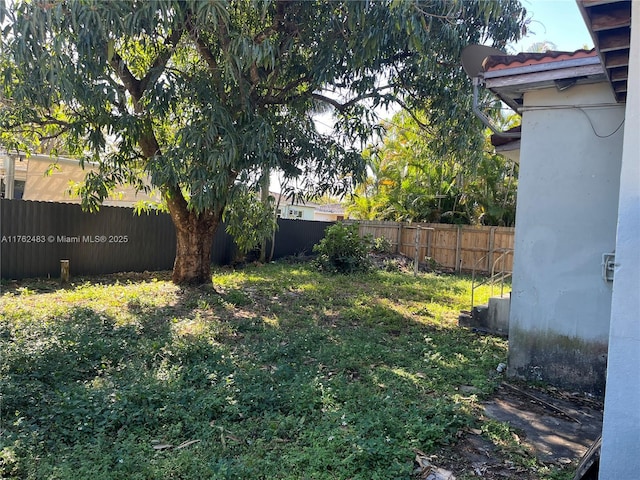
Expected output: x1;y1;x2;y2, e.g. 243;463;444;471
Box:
347;110;519;226
0;0;527;284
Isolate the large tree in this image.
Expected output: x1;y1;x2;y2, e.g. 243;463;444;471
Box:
0;0;526;284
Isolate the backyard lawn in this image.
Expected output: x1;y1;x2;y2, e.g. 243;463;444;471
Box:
0;263;572;479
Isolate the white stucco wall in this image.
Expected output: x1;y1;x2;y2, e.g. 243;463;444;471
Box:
278;204;315;220
314;212;341;222
508;82;625;393
599;1;640;476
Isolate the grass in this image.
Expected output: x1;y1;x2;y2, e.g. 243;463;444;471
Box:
0;263;571;479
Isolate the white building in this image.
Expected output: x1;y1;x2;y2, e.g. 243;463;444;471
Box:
479;0;638;475
272;192;345;222
483;49;623;395
0;152;161;207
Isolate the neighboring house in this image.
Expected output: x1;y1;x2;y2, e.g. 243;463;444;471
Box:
0;153;27;199
313;203;346;222
0;153;160;207
479;0;638;476
272;192;345;222
276;200;316;220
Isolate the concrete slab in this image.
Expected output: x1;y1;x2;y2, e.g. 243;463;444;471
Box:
483;383;603;463
458;295;510;336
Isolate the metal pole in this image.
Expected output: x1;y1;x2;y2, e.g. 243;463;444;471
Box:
501;251;506;297
4;156;15;199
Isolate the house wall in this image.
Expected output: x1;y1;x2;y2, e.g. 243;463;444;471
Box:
508;82;625;395
314;211;344;222
278;204;315;220
600;1;640;476
20;155;160;207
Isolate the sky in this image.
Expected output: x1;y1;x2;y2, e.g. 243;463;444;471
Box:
511;0;594;52
281;1;597;193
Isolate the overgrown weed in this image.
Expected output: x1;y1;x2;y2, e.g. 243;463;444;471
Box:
0;263;571;479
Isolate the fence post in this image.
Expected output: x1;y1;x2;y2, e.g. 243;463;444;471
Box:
488;227;496;275
455;227;462;273
414;225;420;277
60;260;70;283
396;222;403;254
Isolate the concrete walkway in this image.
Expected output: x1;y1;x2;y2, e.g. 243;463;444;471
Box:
484;382;602;463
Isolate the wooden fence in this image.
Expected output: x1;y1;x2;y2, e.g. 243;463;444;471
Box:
348;220;514;275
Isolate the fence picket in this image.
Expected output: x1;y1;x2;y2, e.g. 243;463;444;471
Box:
347;220;514;275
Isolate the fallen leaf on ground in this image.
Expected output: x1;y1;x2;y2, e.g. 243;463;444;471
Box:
152;443;173;451
176;439;201;449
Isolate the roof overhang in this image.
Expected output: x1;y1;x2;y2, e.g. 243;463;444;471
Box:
577;0;631;103
481;51;607;112
476;1;631;149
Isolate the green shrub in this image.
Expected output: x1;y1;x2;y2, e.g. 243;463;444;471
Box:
313;222;372;273
223;187;278;260
372;236;393;254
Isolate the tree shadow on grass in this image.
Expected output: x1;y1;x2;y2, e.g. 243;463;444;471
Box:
0;302;237;470
0;264;511;479
0;270;174;296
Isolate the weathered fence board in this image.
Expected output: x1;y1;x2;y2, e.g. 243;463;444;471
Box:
350;220;514;275
0;199;329;280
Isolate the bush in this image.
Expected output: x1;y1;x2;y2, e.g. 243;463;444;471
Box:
313;223;372;274
223;187;278;261
371;236;393;254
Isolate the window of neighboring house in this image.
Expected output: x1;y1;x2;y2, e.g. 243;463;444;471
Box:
14;180;25;199
336;215;344;221
276;208;282;218
290;209;303;219
0;179;25;199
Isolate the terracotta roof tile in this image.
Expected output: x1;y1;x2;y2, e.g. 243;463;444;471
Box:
483;49;598;72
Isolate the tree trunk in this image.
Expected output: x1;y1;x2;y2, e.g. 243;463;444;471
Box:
165;189;222;285
172;216;219;285
135;123;224;285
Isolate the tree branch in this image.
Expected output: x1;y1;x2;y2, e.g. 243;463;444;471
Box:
254;25;278;44
252;0;294;43
310;93;346;112
310;86;396;113
392;97;432;132
187;22;228;103
219;16;247;104
107;51;142;109
257;73;311;106
139;18;187;94
107;14;186;109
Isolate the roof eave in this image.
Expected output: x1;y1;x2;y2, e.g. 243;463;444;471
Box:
482;62;607;113
577;0;631;103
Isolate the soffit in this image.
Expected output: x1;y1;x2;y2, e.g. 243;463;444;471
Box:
577;0;631;103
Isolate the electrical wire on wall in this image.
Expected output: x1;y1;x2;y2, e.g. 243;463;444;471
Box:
575;107;625;138
515;103;625;139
